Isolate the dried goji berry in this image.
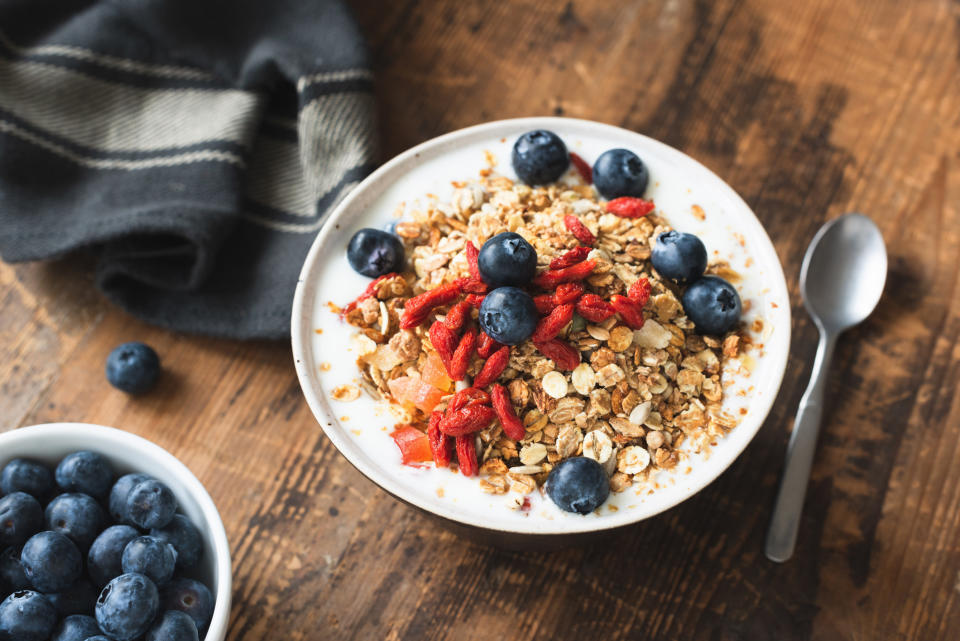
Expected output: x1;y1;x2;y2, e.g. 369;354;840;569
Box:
439;404;496;436
533;294;555;315
465;293;486;308
341;272;398;316
427;411;452;467
429;321;458;375
443;300;471;332
606;196;655;218
531;303;574;343
473;346;510;388
449;387;490;412
610;294;645;329
569;152;592;184
400;281;462;328
532;259;596;288
448;327;476;381
628;277;651;308
490;384;525;441
553;282;584;305
576;294;615;322
456;434;478;477
476;331;503;358
454;277;488;294
465;241;481;281
533;338;581;370
563;215;596;245
549;246;591;270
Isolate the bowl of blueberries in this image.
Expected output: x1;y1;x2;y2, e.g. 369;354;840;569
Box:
0;423;230;641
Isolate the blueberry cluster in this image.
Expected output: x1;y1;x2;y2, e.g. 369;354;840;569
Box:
0;453;212;641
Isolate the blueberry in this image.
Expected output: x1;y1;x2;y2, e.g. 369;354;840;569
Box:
511;130;569;185
1;459;54;500
346;228;405;278
0;590;57;641
681;276;742;335
47;577;98;616
122;537;176;587
478;287;538;346
477;232;538;287
144;610;199;641
21;531;82;592
109;473;151;524
106;342;161;395
55;451;114;500
161;578;213;633
95;573;160;641
0;492;43;547
88;525;140;588
126;479;176;530
151;515;202;571
51;614;101;641
45;493;105;551
544;457;610;514
650;230;708;284
592;148;649;199
1;546;29;593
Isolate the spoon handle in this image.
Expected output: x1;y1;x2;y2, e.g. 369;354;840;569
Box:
765;329;837;562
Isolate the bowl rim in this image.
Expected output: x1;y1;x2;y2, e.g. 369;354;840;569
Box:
291;116;791;535
0;423;232;638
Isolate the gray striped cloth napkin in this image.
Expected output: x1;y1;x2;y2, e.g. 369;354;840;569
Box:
0;0;376;339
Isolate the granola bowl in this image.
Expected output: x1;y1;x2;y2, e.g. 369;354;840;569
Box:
292;117;790;546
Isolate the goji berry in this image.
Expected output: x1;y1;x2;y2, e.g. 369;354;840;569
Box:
465;241;481;281
533;294;555;315
628;277;651;308
473;346;510;388
443;300;471;332
553;282;584;305
533;338;581;370
449;387;490;412
569;152;592;184
454;277;488;294
610;294;645;329
476;331;503;358
563;215;596;245
439;404;495;436
456;434;478;477
606;197;655;218
549;246;591;270
448;327;476;381
400;281;462;328
341;272;399;316
531;303;574;343
429;321;458;375
532;259;596;288
465;293;486;308
576;294;615;322
490;384;525;441
427;411;452;467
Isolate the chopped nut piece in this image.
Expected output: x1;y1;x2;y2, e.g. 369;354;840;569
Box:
609;417;643;438
508;378;531;407
646;430;665;450
628;401;652;425
617;446;650;474
555;425;583;458
388;330;420;362
722;334;741;359
609;472;632;493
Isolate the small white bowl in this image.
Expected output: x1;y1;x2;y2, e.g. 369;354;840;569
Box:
0;423;231;640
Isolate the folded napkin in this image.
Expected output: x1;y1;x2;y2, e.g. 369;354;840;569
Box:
0;0;375;338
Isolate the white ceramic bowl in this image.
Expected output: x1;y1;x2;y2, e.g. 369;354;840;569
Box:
0;423;231;640
292;117;791;543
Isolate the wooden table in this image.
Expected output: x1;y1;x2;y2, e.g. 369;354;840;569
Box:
3;1;959;639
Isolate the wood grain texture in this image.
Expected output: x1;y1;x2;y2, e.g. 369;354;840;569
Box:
2;1;960;639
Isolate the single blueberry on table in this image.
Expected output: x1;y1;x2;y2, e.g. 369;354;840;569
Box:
1;458;54;499
478;287;539;346
21;530;83;593
1;546;29;593
592;148;649;199
511;129;569;185
145;610;199;641
161;578;214;633
55;451;114;499
95;573;160;641
106;342;161;395
88;525;140;588
650;230;708;284
477;232;538;287
122;536;176;587
544;457;610;514
46;577;98;616
151;514;202;571
346;228;405;278
125;479;177;530
51;613;101;641
45;493;106;551
0;492;43;547
0;590;58;641
109;473;151;524
681;276;742;336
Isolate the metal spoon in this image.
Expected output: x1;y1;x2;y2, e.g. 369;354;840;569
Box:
765;213;887;562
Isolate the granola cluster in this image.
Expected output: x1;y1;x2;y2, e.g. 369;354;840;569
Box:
337;170;748;500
